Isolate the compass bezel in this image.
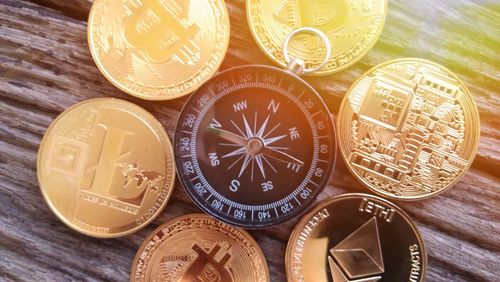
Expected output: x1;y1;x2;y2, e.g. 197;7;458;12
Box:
174;65;336;228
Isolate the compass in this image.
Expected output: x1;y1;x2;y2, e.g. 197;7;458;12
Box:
174;65;335;228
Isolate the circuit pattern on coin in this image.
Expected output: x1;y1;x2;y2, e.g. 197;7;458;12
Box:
88;0;230;100
175;65;335;228
37;98;175;237
286;193;427;282
337;59;480;200
246;0;387;75
130;214;269;282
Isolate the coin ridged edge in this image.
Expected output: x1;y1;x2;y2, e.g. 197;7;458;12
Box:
285;193;428;282
336;58;481;201
129;213;270;282
87;1;231;100
37;98;176;238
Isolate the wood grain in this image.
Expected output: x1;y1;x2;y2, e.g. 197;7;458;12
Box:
0;0;498;281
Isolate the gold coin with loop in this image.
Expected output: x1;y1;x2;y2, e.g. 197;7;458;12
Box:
247;0;388;75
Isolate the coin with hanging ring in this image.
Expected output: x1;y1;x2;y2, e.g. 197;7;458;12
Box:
174;27;336;228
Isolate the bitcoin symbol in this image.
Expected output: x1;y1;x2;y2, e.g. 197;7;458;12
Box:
273;0;350;55
180;243;234;282
123;0;201;65
297;0;350;31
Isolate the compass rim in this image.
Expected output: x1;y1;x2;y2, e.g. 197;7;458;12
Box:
174;64;337;229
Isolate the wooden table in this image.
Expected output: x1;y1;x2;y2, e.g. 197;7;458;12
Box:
1;0;498;281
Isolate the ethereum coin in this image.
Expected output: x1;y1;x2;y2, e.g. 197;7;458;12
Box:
37;98;175;237
246;0;387;75
88;0;230;100
286;193;427;282
337;58;480;200
130;214;270;282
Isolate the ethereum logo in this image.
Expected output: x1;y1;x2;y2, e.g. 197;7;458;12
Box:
328;218;384;282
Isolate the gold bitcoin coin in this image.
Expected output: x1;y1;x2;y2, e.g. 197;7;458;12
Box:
130;214;270;282
88;0;230;100
246;0;387;75
37;98;176;237
337;58;480;200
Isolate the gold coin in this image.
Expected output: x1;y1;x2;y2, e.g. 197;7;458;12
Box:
88;0;230;100
130;214;270;282
246;0;387;75
337;58;480;200
286;193;427;282
37;98;176;237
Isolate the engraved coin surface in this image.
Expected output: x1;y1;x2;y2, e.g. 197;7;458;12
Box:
37;98;175;237
88;0;230;100
337;58;480;200
174;65;336;228
286;193;427;282
130;214;270;282
246;0;387;75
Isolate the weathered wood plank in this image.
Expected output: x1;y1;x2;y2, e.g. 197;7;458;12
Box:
0;0;499;281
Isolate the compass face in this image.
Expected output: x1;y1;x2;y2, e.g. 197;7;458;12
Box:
174;65;335;228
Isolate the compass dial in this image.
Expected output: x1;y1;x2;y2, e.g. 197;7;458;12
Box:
174;65;335;228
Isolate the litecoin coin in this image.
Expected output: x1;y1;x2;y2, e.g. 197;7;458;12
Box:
286;193;427;282
337;58;480;200
130;214;270;282
88;0;230;100
174;65;336;228
246;0;387;75
37;98;175;237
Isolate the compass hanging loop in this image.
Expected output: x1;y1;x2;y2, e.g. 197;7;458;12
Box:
283;27;332;76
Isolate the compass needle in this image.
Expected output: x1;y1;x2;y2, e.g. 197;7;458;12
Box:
262;146;303;166
208;127;247;146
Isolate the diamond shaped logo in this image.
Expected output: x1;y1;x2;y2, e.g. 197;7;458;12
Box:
329;217;384;281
